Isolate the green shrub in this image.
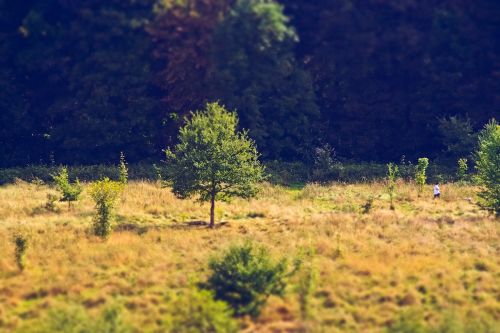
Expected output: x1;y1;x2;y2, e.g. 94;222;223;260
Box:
118;152;128;185
206;242;288;317
474;119;500;216
387;163;399;210
165;289;238;333
52;167;83;209
13;234;28;271
89;178;123;238
415;158;429;196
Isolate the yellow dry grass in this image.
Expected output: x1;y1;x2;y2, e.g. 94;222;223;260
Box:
0;180;498;332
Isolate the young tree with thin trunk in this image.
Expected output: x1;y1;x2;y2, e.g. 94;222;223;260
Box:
166;102;266;228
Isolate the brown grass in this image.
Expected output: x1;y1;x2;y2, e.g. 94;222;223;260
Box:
0;180;498;332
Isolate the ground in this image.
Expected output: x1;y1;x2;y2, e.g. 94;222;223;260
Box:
0;180;498;332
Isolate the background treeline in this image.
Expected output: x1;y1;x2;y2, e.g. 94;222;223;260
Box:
1;0;498;167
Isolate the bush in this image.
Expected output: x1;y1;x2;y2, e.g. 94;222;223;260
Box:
474;119;500;216
165;289;238;333
52;167;83;209
206;242;288;317
88;178;124;238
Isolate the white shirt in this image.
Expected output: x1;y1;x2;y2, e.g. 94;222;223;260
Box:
434;185;440;195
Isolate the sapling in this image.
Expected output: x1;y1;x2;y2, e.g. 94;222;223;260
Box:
52;167;82;209
457;158;468;184
89;178;123;238
387;163;398;210
415;158;429;196
118;152;128;185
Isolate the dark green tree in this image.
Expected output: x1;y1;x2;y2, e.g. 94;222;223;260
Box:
166;102;266;228
474;119;500;216
210;0;319;160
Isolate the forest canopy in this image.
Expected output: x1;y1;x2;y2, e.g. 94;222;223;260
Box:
0;0;498;166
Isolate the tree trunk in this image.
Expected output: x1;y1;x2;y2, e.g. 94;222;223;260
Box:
209;193;215;228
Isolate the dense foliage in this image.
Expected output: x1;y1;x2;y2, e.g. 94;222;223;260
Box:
1;0;498;166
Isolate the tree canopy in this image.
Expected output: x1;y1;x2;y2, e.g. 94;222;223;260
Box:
1;0;498;166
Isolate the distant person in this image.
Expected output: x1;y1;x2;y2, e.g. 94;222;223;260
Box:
433;182;440;199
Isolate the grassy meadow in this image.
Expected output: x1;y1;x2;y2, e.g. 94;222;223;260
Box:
0;180;498;332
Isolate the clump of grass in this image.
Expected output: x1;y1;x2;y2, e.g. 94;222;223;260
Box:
44;193;59;212
296;248;318;322
13;233;28;271
362;196;375;214
16;303;133;333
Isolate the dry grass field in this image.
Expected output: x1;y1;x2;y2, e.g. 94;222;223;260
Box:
0;180;498;332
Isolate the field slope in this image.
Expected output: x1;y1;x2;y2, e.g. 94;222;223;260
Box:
0;181;498;332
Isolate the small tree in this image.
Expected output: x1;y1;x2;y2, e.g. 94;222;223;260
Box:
457;158;468;183
474;119;500;216
52;167;82;209
118;152;128;185
89;178;123;238
387;163;398;210
415;158;429;196
206;242;288;317
166;102;266;228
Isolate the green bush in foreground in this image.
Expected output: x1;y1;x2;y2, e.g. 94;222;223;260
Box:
474;119;500;216
89;178;123;238
165;289;238;333
206;242;288;317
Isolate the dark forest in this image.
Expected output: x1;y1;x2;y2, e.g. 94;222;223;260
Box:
1;0;498;166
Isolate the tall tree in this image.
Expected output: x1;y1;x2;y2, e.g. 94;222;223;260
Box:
149;0;232;147
210;0;319;161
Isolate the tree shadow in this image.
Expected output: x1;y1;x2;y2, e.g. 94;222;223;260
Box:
169;221;229;230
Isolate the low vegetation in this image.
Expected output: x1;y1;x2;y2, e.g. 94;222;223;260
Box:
0;179;497;332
